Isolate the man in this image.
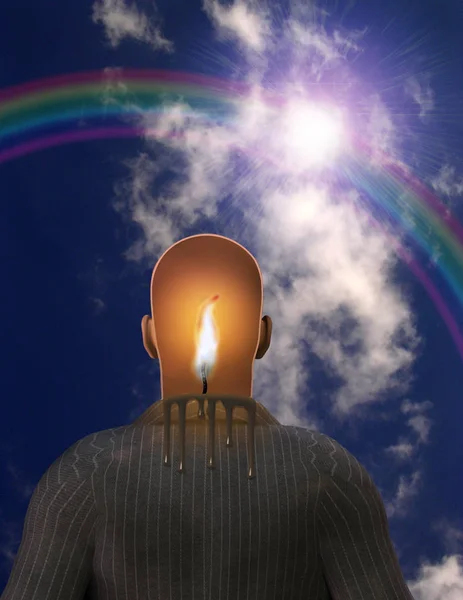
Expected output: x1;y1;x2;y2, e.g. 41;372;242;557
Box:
1;234;414;599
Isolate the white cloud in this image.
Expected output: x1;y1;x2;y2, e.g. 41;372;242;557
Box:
250;183;417;418
408;413;432;443
405;76;435;119
408;555;463;600
360;94;397;160
89;297;106;315
0;519;21;567
384;402;432;514
402;399;433;443
385;440;415;461
289;21;362;78
383;398;433;516
5;463;34;500
203;0;269;51
92;0;173;50
386;470;422;518
433;521;463;555
431;165;463;199
385;399;433;461
0;464;35;565
203;1;364;79
113;153;180;260
401;399;433;414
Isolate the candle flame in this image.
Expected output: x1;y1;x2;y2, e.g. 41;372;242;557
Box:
194;294;220;379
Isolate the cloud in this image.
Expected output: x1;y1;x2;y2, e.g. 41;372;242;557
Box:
401;399;433;443
106;2;421;425
408;413;432;443
0;518;21;568
113;154;178;260
113;110;233;260
385;398;433;461
5;463;34;501
0;462;34;568
433;520;463;555
430;165;463;199
203;1;364;79
203;0;269;51
405;76;435;119
408;555;463;600
384;399;432;510
401;399;433;414
386;470;422;518
385;441;415;461
77;257;113;314
289;21;362;76
89;297;106;315
92;0;173;50
251;183;417;418
362;94;397;157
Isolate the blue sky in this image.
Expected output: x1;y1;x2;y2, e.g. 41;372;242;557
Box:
0;0;462;597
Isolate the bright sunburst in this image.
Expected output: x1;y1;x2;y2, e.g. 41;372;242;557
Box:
279;100;346;170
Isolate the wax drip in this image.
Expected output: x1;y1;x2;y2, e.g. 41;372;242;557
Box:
177;400;186;473
162;394;257;478
207;398;216;468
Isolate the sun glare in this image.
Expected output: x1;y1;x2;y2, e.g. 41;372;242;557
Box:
281;101;345;168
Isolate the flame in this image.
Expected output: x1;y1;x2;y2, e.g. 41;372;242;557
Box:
194;294;220;379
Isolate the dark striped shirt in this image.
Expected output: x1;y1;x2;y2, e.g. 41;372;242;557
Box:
1;398;414;599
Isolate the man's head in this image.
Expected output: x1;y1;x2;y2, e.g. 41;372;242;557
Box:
141;234;272;399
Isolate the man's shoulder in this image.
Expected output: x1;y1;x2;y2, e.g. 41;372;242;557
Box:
279;424;344;452
49;425;131;478
280;425;372;487
67;425;128;452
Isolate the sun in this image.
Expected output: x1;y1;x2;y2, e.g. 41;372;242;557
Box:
281;100;345;169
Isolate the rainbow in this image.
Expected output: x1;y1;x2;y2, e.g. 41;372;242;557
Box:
1;69;462;360
0;70;242;157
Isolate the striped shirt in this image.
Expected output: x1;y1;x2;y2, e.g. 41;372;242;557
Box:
1;397;414;599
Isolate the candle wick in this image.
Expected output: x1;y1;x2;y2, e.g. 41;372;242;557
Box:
200;363;208;394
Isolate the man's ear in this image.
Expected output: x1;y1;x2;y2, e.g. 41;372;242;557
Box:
141;315;159;360
256;315;272;359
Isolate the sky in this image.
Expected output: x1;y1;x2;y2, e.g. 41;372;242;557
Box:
0;0;462;597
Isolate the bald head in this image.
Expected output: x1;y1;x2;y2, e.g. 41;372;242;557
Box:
141;234;272;399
